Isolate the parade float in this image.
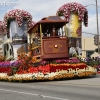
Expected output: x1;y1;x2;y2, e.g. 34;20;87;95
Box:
0;2;98;82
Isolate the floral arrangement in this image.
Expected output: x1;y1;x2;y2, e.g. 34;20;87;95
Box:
30;21;36;29
0;21;6;34
0;65;97;82
3;9;33;31
56;2;88;27
0;54;97;82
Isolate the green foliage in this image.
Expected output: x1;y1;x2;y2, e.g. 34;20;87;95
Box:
86;60;99;67
79;57;99;67
58;11;64;16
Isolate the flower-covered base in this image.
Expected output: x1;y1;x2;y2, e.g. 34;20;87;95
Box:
0;55;98;82
0;66;97;82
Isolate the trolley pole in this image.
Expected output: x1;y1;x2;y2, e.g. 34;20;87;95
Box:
95;0;100;54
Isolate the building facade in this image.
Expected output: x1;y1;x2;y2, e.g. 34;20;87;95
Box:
82;37;98;57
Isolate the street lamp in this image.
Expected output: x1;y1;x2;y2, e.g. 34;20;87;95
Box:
95;0;100;54
84;1;100;54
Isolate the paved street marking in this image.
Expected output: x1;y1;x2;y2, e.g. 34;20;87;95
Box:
0;88;69;100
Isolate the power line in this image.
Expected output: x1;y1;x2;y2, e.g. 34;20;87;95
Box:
82;32;100;36
84;4;100;8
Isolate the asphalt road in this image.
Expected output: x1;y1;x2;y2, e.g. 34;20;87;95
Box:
0;74;100;100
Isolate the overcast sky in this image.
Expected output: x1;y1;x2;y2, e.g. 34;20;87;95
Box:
0;0;100;37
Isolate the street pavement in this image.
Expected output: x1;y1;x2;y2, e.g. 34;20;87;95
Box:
0;74;100;100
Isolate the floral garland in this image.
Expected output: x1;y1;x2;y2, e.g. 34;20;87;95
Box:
0;21;7;34
56;2;88;27
29;21;36;30
3;9;33;31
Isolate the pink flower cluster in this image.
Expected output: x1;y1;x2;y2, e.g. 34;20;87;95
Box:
3;9;33;31
0;21;6;34
54;57;80;64
29;21;36;30
57;2;88;27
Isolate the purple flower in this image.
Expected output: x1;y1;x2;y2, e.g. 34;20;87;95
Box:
0;62;4;67
40;60;47;65
4;61;10;67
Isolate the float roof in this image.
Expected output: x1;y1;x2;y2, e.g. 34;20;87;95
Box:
28;16;68;33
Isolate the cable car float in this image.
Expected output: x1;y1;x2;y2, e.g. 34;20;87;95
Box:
28;16;69;60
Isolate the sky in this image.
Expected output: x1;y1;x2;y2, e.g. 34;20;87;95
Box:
0;0;100;37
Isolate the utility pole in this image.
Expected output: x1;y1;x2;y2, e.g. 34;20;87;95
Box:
95;0;100;54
